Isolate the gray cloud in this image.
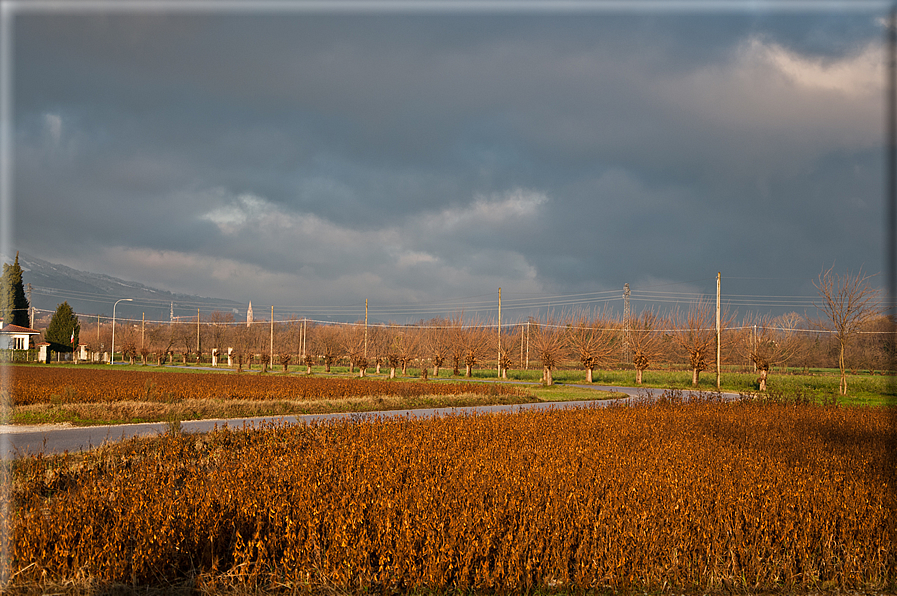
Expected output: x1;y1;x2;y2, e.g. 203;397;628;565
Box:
10;10;887;317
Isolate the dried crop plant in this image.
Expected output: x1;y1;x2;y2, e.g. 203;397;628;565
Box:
628;309;668;384
566;309;619;383
11;401;892;592
813;266;882;396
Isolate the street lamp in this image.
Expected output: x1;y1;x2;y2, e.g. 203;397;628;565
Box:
110;298;133;365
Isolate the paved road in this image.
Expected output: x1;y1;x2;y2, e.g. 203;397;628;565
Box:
1;385;741;458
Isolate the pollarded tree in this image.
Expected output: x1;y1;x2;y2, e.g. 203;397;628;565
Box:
459;320;493;378
813;266;882;396
628;309;668;385
340;322;367;376
390;326;420;376
739;312;805;392
44;301;80;358
530;316;568;386
567;310;619;383
671;300;716;387
1;252;30;328
312;324;342;373
497;324;522;379
423;318;451;377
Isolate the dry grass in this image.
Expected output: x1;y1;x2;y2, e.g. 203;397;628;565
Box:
10;392;537;426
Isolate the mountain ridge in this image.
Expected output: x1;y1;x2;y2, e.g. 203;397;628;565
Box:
1;252;246;322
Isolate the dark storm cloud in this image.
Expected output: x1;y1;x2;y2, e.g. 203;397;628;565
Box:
10;8;887;313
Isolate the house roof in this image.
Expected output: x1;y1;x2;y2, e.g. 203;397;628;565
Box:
0;324;40;335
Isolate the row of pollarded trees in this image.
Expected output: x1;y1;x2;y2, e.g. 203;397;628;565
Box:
86;301;888;395
68;268;886;395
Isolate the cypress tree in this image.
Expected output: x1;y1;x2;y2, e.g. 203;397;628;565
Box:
45;301;80;355
1;252;30;327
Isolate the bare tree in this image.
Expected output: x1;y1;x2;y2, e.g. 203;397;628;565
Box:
341;322;367;376
312;325;342;373
459;320;492;378
423;318;451;377
567;310;619;383
498;324;521;379
813;266;882;396
530;316;567;386
739;312;805;392
672;300;716;387
629;309;668;385
390;326;420;376
366;324;387;375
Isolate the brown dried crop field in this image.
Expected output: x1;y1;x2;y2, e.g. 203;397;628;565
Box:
5;365;529;405
7;398;896;595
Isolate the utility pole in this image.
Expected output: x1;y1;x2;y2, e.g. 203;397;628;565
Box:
141;313;145;350
497;288;501;378
716;272;721;390
197;308;201;357
270;306;274;365
26;283;33;328
525;320;530;370
622;283;631;363
364;299;368;359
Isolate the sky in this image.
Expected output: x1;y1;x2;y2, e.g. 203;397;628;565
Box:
3;1;890;322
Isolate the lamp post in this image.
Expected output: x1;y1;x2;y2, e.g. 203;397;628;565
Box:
110;298;133;365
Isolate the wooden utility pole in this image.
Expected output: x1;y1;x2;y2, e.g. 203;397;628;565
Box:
716;272;721;390
497;288;501;378
364;299;368;358
197;309;201;356
26;283;33;328
141;313;145;349
270;306;274;365
525;320;530;370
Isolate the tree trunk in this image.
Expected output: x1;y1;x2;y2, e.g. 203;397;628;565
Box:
465;364;472;377
502;368;507;380
390;367;396;379
692;368;699;386
636;368;643;384
839;342;847;396
359;367;366;378
585;368;593;383
543;366;553;386
376;362;381;374
306;364;311;374
324;363;330;373
402;362;407;375
433;365;440;377
758;368;768;392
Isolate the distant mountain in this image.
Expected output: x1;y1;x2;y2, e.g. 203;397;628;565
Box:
2;252;246;323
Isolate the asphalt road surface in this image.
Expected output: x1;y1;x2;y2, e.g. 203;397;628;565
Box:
1;385;741;458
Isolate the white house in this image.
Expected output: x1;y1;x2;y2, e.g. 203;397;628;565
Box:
0;323;40;351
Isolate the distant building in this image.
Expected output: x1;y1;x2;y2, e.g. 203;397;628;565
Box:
0;323;40;350
247;301;253;327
